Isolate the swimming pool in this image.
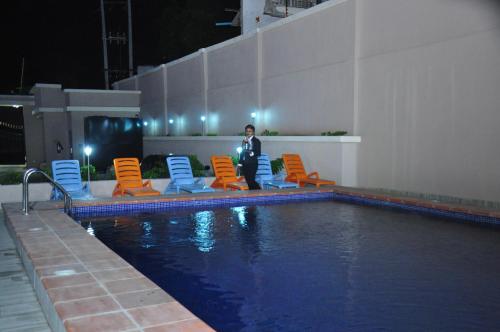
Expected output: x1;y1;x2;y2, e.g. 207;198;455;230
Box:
79;200;500;331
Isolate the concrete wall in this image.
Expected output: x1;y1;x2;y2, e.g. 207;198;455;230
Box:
114;1;355;137
64;90;141;109
42;112;71;163
22;106;46;167
355;0;500;201
137;67;167;136
115;0;500;201
207;35;259;135
32;84;65;112
144;136;360;187
167;54;206;136
261;0;355;134
0;178;174;203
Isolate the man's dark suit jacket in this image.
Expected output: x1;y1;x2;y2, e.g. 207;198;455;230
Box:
239;136;261;164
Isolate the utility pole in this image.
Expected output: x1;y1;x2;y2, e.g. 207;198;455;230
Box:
100;0;110;89
18;57;25;94
127;0;134;77
99;0;133;86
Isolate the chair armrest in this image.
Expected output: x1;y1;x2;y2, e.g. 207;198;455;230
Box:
237;176;246;182
307;172;319;179
143;180;152;187
112;183;124;197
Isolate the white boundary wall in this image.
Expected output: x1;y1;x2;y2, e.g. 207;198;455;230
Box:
144;136;360;187
114;0;500;202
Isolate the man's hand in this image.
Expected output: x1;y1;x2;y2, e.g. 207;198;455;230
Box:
237;164;243;167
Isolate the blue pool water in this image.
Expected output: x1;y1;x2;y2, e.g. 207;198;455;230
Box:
79;200;500;331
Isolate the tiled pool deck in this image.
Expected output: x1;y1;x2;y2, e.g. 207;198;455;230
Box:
2;186;499;332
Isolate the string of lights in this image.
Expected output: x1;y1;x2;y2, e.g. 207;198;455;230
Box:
0;121;24;130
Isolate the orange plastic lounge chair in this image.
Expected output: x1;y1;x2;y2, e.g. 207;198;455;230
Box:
282;154;336;188
210;155;248;191
112;158;161;197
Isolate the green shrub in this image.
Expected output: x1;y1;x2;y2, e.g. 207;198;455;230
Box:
237;132;245;136
271;158;284;175
0;166;52;185
80;164;96;181
321;130;348;136
188;155;205;177
207;132;218;136
143;166;169;179
0;171;23;185
191;133;202;136
261;129;279;136
231;155;239;166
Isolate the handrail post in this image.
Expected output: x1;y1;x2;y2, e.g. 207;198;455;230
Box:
22;168;37;214
22;168;73;216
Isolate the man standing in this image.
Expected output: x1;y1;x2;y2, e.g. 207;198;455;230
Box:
239;124;261;190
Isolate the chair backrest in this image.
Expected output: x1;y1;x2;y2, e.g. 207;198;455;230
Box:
211;155;238;181
113;158;144;188
256;153;273;181
166;156;195;185
282;154;307;178
51;160;84;192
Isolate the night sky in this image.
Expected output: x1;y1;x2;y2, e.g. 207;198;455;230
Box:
0;0;240;94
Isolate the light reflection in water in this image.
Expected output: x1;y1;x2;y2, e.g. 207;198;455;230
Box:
232;206;247;228
193;211;215;252
86;223;95;236
141;221;154;248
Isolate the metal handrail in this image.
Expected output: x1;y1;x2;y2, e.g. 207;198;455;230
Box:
22;168;73;216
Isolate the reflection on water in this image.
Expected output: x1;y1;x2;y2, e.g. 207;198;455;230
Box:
193;211;215;252
86;222;94;236
141;221;154;248
232;206;247;228
79;201;500;332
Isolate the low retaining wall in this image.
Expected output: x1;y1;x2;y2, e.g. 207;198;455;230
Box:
144;136;361;186
0;178;213;203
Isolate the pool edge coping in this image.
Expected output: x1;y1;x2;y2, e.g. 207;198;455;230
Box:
1;205;215;332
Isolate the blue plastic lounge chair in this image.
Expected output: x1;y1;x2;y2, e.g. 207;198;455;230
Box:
256;154;299;189
164;156;215;194
51;160;92;200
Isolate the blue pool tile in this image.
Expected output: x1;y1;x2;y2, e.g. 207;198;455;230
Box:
70;192;500;227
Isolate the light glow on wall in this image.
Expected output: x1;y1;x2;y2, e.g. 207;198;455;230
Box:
84;146;93;156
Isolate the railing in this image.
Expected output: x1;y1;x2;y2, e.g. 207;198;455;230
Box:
22;168;72;216
277;0;315;9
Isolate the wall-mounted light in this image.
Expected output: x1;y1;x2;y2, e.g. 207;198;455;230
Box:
143;121;148;126
251;112;256;119
169;119;174;124
200;116;206;136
